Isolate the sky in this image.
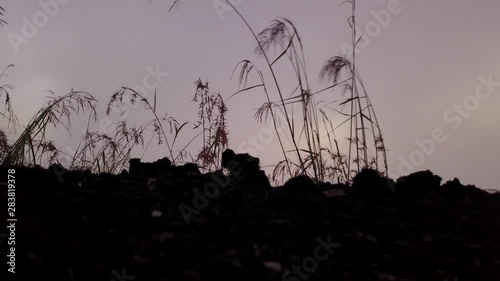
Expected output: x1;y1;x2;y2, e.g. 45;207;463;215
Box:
0;0;499;190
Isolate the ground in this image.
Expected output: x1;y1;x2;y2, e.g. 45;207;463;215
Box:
2;157;500;281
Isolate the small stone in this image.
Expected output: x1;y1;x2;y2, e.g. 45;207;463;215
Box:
263;261;282;272
159;231;175;242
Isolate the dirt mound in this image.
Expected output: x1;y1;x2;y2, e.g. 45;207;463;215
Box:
2;152;500;281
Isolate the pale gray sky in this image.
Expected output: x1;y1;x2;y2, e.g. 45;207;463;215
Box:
1;0;499;190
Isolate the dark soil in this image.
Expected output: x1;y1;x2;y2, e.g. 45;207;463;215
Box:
2;151;500;281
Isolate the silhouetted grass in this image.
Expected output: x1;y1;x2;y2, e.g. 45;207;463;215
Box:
218;0;388;184
192;79;229;172
1;90;98;167
105;81;228;172
0;1;389;187
0;6;7;26
0;64;18;131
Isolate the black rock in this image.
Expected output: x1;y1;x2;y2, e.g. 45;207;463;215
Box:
395;170;442;199
221;149;260;175
128;157;172;178
351;168;393;194
282;175;324;196
174;162;201;176
220;149;270;190
437;178;488;199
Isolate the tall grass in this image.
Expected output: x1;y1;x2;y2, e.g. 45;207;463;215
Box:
61;119;146;173
0;1;388;185
0;9;18;164
0;6;7;27
0;6;169;171
0;65;19;132
105;81;228;172
106;87;182;162
213;0;388;184
1;90;98;167
192;79;229;172
0;75;228;173
331;0;388;179
0;128;10;161
229;15;338;183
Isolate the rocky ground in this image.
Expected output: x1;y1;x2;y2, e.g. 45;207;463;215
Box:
2;150;500;281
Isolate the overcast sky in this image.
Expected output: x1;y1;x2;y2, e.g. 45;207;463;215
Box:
1;0;499;190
